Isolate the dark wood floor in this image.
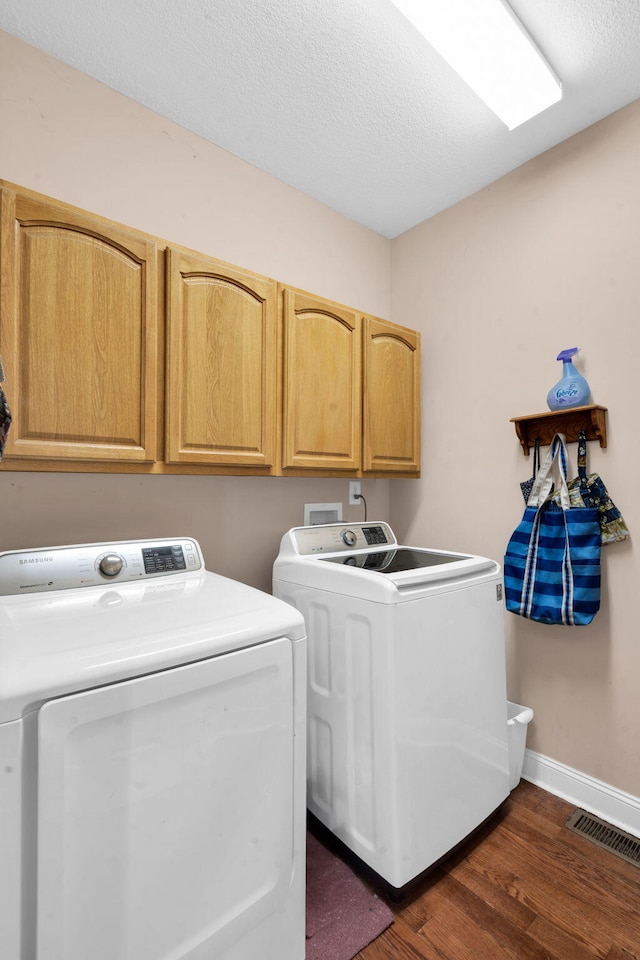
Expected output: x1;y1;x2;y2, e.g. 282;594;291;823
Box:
356;779;640;960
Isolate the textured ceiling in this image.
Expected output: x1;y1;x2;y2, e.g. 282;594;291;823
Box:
2;0;640;237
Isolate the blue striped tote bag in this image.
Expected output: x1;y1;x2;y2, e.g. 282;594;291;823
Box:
504;433;601;625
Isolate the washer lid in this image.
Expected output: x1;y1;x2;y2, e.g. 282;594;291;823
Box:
274;522;499;600
320;546;470;574
0;566;305;723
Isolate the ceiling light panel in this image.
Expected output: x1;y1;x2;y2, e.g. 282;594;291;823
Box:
390;0;562;129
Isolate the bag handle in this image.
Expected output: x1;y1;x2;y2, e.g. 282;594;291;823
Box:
532;437;540;479
577;430;588;481
527;433;571;509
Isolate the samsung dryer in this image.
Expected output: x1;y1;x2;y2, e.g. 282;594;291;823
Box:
0;537;306;960
273;521;509;893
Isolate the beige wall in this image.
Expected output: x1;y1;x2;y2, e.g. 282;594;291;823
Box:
2;29;640;799
0;31;391;592
390;99;640;796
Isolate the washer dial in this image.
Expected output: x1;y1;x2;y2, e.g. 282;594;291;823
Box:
98;553;124;578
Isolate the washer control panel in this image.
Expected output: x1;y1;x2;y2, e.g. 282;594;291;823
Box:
0;538;204;595
290;522;395;555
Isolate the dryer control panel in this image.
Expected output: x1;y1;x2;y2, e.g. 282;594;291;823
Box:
0;538;204;595
288;522;395;556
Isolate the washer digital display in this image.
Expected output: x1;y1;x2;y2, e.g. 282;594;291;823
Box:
142;545;186;573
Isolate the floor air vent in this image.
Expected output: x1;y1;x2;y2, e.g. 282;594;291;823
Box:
566;809;640;867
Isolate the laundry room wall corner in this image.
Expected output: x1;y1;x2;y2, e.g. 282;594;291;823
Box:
389;98;640;801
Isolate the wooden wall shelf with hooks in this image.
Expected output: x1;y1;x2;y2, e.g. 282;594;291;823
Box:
511;405;608;455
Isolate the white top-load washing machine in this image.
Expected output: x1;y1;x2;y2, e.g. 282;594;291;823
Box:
0;537;306;960
273;521;509;893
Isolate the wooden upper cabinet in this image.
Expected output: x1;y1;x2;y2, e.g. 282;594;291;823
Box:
281;288;362;473
0;185;158;462
0;181;421;478
362;316;421;475
165;249;277;469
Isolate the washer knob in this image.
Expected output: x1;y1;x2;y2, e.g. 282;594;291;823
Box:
99;554;124;578
341;529;357;547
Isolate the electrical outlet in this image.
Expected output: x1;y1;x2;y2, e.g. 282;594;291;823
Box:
349;481;362;505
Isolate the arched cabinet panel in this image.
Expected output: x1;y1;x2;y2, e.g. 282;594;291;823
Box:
282;288;361;472
363;317;421;475
166;250;276;469
0;185;158;462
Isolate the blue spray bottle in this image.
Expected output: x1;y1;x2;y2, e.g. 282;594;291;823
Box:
546;348;591;410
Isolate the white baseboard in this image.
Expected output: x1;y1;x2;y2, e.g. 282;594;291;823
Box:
522;748;640;839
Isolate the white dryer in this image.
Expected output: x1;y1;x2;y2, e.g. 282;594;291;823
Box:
273;521;509;893
0;537;306;960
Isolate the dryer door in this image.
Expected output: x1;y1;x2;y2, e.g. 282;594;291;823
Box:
36;637;296;960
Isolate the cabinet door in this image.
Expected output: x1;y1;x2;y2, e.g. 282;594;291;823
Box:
362;316;421;475
0;186;158;462
166;249;277;469
282;288;361;473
